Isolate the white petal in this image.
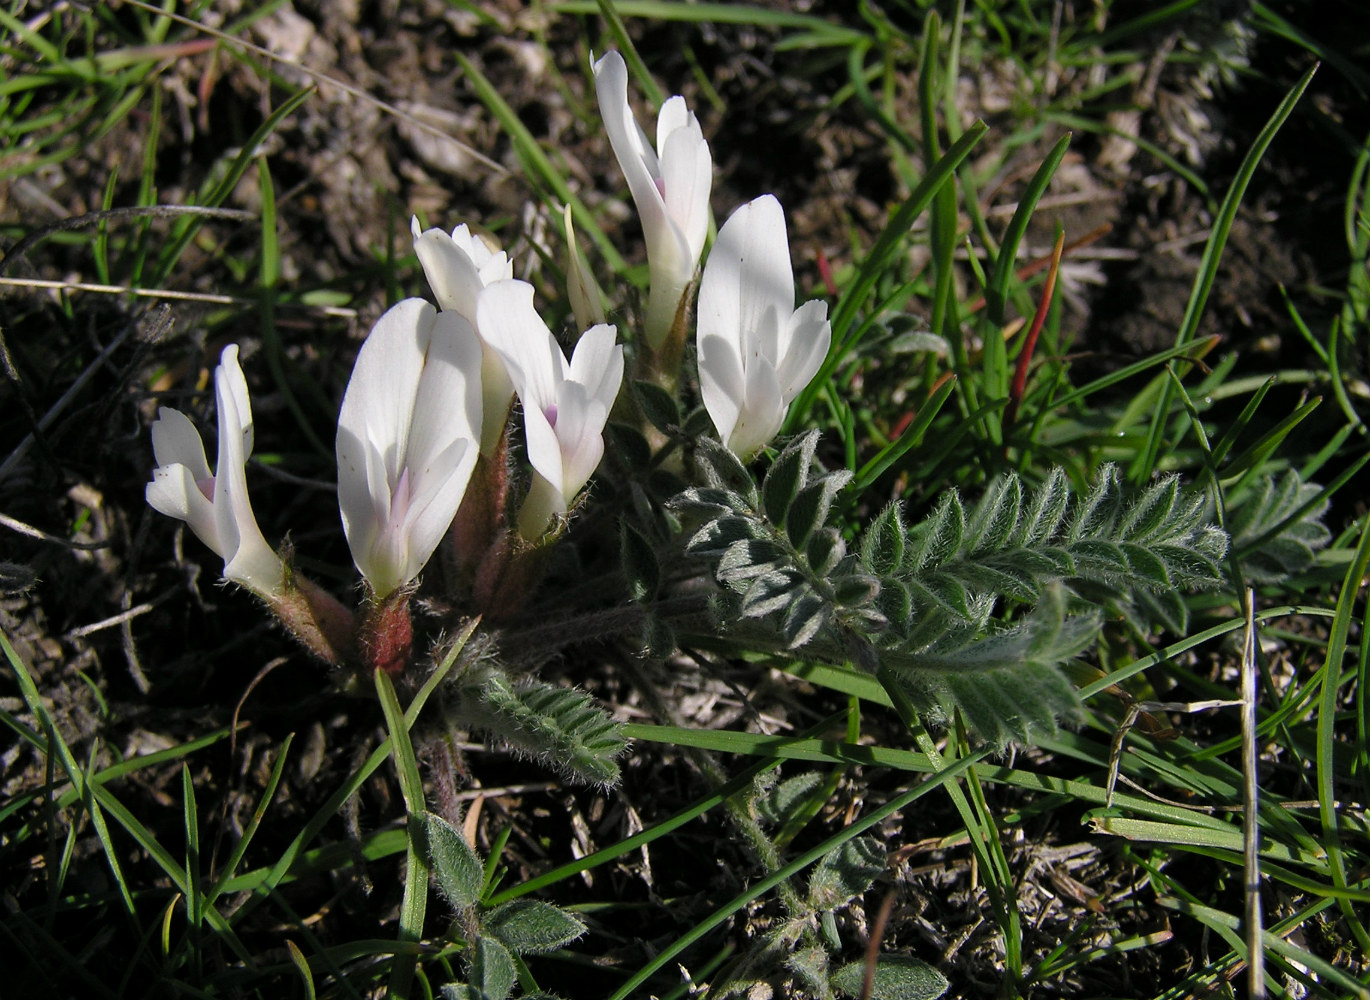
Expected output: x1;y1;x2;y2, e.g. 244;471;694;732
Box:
407;310;483;477
697;332;744;449
336;299;434;589
727;358;785;461
392;436;474;590
719;196;794;357
520;394;565;503
389;310;483;586
567;323;624;411
150;407;212;482
658;103;711;264
219;344;255;457
145;463;218;549
213;348;283;594
414;224;485;319
551;385;607;498
594;50;665;223
476;280;563;413
776;299;831;403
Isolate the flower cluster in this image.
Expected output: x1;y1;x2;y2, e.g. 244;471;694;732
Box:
145;50;830;674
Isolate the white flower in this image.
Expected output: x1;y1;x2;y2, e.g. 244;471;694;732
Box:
697;195;831;460
593;49;711;351
145;345;285;597
411;217;514;321
476;279;623;537
411;216;516;457
336;298;483;599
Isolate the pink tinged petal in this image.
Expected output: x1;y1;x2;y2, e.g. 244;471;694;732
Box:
145;462;219;548
145;348;283;596
337;300;482;597
551;387;607;499
777;299;831;402
520;398;565;503
336;299;433;594
151;407;212;482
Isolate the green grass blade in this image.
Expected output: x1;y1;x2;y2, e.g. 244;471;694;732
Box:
1157;896;1370;998
1132;63;1317;482
205;733;294;906
146;86;311;287
853;375;957;491
606;749;988;1000
3;629;139;921
488;711;848;906
787;121;989;429
455;51;625;274
1317;513;1370;955
375;668;429;1000
552;1;864;46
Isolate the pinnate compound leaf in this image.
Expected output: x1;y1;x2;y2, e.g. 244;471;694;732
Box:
469;937;516;1000
686;514;761;557
471;675;627;787
757;771;826;825
635;379;683;433
424;811;484;912
1228;471;1331;583
762;429;817;524
1119;542;1171;587
789;946;835;999
620;521;660;602
807;835;886;910
786;471;852;549
1119;475;1179;542
862;502;907;575
717;538;788;587
831;956;949;1000
1021;466;1070;544
806;528;847;576
695;436;760;506
1068;464;1123;541
783;590;828;648
483;900;586;954
740;570;803;618
672;486;749;518
607;421;651;472
903;492;964;573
